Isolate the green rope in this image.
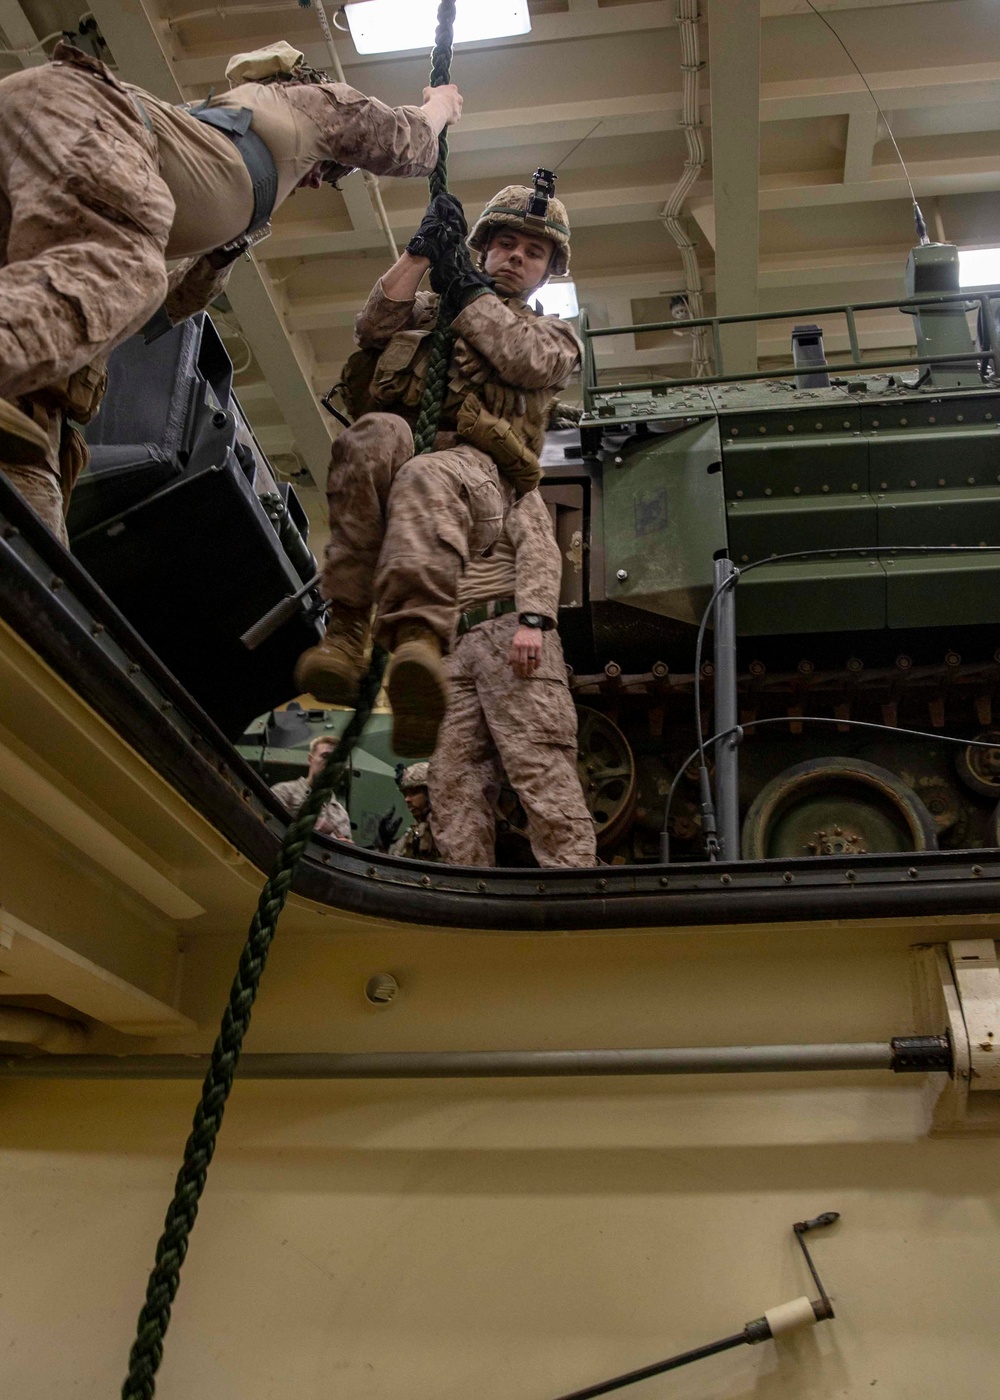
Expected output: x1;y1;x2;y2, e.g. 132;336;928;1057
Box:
412;0;457;456
120;651;388;1400
120;9;459;1393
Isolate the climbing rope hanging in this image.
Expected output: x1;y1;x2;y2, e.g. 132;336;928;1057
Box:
119;9;457;1398
411;0;457;455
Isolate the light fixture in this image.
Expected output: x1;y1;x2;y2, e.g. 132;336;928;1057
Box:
533;281;579;320
959;248;1000;287
345;0;531;56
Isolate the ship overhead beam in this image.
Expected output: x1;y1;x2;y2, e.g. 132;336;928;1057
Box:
707;0;761;375
170;0;942;85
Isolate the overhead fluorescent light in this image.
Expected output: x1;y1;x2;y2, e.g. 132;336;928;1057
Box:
959;248;1000;287
346;0;531;56
534;281;579;320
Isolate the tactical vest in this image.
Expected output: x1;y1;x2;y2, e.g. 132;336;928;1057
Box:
339;295;555;497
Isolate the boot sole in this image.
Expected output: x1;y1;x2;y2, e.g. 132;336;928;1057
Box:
387;655;447;757
294;654;361;707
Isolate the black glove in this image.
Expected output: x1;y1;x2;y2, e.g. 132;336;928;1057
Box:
429;242;494;311
406;192;468;264
377;809;404;851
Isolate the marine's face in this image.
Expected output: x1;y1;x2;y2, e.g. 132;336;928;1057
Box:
404;789;429;819
307;740;337;781
484;228;555;298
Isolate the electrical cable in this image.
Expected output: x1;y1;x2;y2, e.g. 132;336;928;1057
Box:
0;27;63;57
678;542;1000;861
803;0;929;243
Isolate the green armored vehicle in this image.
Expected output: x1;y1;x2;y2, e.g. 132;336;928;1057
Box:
526;242;1000;864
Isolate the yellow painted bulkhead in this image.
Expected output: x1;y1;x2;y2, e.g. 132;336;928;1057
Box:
1;612;1000;1398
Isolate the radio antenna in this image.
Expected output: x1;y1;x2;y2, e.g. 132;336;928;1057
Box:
554;119;603;174
804;0;929;244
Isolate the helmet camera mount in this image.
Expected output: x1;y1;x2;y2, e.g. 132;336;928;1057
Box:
525;167;557;233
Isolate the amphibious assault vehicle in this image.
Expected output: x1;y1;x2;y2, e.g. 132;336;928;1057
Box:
528;241;1000;866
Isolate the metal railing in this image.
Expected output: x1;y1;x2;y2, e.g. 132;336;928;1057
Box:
579;287;1000;403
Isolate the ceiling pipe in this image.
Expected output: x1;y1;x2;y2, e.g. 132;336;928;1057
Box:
0;1006;90;1054
662;0;712;376
0;1037;953;1079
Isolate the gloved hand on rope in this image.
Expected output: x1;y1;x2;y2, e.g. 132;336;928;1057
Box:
429;236;494;311
406;191;467;265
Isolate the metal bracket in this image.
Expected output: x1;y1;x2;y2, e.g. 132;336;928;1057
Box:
911;938;1000;1134
950;939;1000;1089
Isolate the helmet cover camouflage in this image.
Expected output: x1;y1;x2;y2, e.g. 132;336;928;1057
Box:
468;185;571;277
399;761;430;791
226;41;304;84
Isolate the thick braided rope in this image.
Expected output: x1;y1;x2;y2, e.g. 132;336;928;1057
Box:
120;7;456;1393
412;0;457;455
121;651;388;1400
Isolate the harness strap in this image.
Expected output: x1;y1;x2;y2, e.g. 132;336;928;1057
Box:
187;105;279;236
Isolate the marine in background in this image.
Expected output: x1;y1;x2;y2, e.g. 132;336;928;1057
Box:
294;175;580;757
270;734;352;842
428;493;596;868
0;39;461;543
387;763;440;860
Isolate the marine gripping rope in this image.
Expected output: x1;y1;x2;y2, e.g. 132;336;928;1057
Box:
119;7;457;1397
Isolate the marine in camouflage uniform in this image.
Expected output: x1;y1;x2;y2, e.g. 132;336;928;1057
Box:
388;761;440;860
0;39;455;543
269;735;352;841
427;492;596;868
296;182;580;757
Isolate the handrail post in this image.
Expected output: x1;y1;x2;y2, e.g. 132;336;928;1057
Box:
713;556;740;861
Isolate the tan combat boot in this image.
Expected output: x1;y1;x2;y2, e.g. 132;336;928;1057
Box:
386;622;448;757
294;603;370;706
0;399;49;466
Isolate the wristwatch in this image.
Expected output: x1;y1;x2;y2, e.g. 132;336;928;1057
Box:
405;232;434;260
518;612;553;630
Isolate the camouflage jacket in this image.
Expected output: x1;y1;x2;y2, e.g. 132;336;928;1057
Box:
457;486;562;619
270;777;352;841
352;281;581;495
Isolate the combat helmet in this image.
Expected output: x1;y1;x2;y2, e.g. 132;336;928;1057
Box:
398;762;430;792
225;41;307;84
468;171;571;277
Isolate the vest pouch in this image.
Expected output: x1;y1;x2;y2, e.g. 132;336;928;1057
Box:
60;363;109;424
371;329;433;410
456;391;542;497
337;346;382;422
